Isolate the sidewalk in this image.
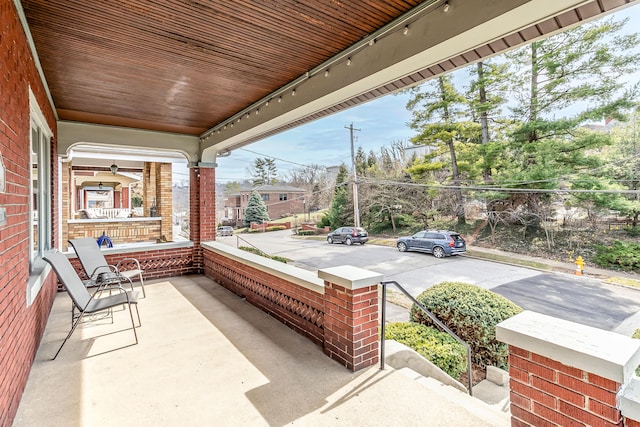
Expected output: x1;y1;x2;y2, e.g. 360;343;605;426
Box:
465;244;640;283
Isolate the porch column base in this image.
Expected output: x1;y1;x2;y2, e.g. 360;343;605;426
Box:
319;266;382;372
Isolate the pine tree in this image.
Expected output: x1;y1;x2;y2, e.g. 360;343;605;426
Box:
325;164;352;229
244;191;270;226
406;75;479;224
497;17;640;220
250;157;278;185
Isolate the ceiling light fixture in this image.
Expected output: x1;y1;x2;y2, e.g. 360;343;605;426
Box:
110;161;118;175
292;89;296;96
324;70;329;77
443;1;450;12
347;58;351;66
403;25;409;35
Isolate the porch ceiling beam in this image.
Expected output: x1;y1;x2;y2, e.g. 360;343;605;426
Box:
199;0;596;163
58;121;200;163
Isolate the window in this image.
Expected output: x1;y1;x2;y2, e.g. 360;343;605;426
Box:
29;90;52;266
27;89;53;306
261;194;269;201
279;193;287;201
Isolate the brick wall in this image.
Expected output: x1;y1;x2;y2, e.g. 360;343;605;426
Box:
323;280;379;371
203;243;381;372
203;248;325;345
0;2;59;425
497;311;640;427
68;244;195;282
508;346;622;426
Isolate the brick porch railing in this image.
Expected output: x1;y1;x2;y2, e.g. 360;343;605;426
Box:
201;241;382;371
497;311;640;427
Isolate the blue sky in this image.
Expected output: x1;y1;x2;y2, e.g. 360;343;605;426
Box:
196;4;640;184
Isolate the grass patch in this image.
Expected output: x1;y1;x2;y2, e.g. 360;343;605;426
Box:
604;277;640;288
466;249;549;270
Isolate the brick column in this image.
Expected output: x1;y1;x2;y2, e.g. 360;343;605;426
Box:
318;266;382;371
189;166;215;272
121;186;130;209
497;311;640;427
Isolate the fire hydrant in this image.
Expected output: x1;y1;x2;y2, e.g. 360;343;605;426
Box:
575;256;584;276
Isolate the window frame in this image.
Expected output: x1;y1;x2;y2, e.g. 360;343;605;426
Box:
26;89;53;306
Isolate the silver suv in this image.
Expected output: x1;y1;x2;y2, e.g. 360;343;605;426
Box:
396;230;466;258
217;226;234;237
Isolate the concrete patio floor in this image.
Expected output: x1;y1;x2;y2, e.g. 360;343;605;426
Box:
13;275;509;426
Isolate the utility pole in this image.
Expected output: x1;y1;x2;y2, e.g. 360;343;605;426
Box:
345;123;361;228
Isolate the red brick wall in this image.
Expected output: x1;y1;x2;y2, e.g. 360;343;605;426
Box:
508;345;623;427
203;247;380;371
203;250;325;346
0;2;59;425
68;245;195;282
323;282;379;371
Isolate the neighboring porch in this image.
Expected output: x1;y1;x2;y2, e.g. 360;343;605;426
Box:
13;274;508;426
60;156;180;251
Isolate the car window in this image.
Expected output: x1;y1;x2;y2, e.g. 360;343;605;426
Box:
451;234;463;241
414;232;426;238
435;234;445;240
424;233;438;239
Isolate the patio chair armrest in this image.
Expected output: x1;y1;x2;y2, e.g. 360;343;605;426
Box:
89;265;117;278
116;258;142;271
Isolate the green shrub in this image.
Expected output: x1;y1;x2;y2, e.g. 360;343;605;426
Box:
410;282;522;369
238;246;287;263
266;225;286;232
593;240;640;272
625;226;640;238
385;322;468;378
297;230;315;236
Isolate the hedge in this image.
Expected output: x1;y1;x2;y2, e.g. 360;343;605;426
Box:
238;246;288;263
410;282;522;369
384;322;468;378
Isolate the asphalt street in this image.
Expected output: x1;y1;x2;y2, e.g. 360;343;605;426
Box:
219;230;640;335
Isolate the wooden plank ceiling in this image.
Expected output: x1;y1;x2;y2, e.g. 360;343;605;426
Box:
22;0;636;143
21;0;423;135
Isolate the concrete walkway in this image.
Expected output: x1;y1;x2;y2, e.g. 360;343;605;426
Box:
14;275;509;427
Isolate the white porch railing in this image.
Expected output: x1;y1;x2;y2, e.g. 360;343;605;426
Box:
81;208;131;219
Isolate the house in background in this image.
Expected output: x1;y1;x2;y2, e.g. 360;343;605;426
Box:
225;184;307;226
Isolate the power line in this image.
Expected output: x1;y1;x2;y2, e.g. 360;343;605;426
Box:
358;176;640;195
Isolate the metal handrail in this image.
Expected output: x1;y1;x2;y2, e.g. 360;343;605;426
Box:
235;235;268;256
380;280;473;396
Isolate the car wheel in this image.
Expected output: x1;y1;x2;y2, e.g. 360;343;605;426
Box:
397;242;407;252
345;237;353;246
360;242;366;245
432;246;445;258
327;236;334;244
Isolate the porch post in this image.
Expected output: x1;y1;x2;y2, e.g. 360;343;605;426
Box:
318;266;382;372
497;311;640;427
190;165;216;272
